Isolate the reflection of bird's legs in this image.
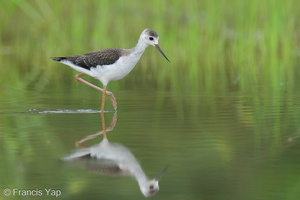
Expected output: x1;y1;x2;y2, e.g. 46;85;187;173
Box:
76;112;118;148
74;73;117;110
76;130;103;148
101;105;106;137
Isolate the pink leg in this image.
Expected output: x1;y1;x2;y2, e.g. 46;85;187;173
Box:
101;85;106;113
76;112;118;147
74;73;117;110
101;86;107;136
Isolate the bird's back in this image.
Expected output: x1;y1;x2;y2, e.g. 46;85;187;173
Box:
53;48;127;69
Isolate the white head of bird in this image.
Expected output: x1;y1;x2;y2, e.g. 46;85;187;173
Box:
139;166;168;197
137;29;170;62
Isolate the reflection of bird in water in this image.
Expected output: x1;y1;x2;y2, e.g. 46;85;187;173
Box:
62;113;167;197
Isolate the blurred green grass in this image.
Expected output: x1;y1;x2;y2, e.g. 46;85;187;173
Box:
1;0;300;94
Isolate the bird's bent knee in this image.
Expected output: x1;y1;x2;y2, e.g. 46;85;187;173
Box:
106;91;113;96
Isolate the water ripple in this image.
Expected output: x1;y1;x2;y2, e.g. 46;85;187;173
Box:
28;109;102;114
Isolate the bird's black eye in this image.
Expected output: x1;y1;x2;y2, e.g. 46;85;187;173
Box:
149;37;154;41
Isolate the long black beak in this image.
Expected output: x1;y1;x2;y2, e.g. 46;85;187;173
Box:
155;166;169;181
154;44;170;62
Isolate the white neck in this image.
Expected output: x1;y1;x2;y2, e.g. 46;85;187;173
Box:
132;37;149;55
130;165;148;185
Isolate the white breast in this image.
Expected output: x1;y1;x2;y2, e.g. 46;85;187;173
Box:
91;52;143;85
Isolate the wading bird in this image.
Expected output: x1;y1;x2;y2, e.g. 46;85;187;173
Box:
52;29;169;112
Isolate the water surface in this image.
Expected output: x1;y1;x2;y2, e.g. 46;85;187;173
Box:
1;85;300;200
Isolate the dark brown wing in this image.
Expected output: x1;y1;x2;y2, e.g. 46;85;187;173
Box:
52;48;124;70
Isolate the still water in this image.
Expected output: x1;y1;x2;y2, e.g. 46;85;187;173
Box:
1;83;300;200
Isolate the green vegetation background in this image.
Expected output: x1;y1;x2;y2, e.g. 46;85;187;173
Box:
1;0;300;95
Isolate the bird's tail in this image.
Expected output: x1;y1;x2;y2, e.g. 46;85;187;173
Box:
51;57;66;61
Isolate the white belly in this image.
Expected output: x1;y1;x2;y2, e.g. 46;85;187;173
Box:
90;53;142;85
